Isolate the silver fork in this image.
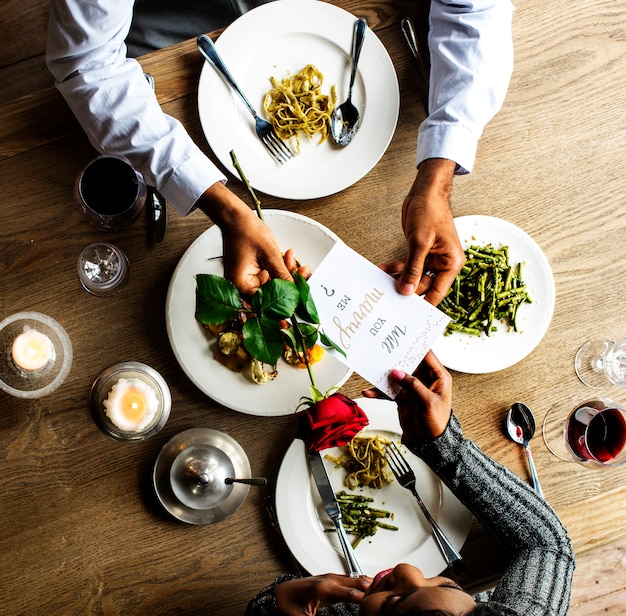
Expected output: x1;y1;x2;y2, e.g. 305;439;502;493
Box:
385;442;465;574
197;34;294;164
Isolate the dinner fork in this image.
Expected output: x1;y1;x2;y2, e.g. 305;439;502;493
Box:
197;34;294;164
385;442;465;574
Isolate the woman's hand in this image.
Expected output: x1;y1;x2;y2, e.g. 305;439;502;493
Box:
197;182;292;297
389;351;453;444
274;574;371;616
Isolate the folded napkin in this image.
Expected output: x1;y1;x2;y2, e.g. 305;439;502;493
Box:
297;392;369;452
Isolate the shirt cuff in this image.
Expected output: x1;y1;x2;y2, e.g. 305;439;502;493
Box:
159;151;227;216
416;122;482;175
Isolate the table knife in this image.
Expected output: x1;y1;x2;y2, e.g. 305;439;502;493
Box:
307;450;363;577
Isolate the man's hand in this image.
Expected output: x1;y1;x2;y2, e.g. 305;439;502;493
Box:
389;351;453;444
197;182;291;297
383;158;465;306
274;574;371;616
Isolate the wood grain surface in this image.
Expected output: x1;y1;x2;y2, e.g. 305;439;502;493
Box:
1;1;626;613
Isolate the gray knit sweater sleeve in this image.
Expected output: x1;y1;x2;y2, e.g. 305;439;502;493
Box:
409;413;575;616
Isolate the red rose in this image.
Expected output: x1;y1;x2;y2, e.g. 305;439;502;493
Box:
297;392;369;452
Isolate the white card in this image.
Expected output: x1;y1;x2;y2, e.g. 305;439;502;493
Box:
309;242;451;398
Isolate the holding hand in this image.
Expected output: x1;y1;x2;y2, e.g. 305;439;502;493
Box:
389;351;453;445
383;159;465;306
275;574;371;616
198;182;292;297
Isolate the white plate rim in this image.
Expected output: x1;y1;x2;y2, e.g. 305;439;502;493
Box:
431;215;556;374
197;0;400;199
275;397;473;577
165;210;352;416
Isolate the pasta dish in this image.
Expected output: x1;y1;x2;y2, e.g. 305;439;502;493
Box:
263;64;336;152
328;435;392;489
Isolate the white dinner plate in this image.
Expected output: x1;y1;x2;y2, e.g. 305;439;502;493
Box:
165;210;352;416
275;398;473;577
432;215;556;374
197;0;399;199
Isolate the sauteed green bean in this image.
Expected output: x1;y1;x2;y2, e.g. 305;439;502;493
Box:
331;492;398;547
440;244;532;336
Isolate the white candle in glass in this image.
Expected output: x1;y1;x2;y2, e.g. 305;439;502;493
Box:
103;378;159;432
11;329;53;371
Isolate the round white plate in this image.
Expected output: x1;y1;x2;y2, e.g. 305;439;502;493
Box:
165;210;352;416
432;215;556;374
275;398;473;577
197;0;399;199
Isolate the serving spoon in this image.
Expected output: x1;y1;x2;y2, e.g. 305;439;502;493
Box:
505;402;544;497
330;18;367;146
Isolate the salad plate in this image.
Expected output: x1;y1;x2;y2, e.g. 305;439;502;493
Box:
432;215;556;374
165;210;352;416
197;0;399;199
275;398;473;577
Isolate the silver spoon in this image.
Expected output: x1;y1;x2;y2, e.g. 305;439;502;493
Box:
224;477;267;486
330;18;367;146
505;402;543;497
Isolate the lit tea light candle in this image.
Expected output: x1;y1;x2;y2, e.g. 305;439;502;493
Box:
103;377;159;432
11;328;53;372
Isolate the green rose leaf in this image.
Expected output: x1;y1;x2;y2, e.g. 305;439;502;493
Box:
281;326;298;352
252;278;300;320
294;271;319;324
319;329;347;358
282;322;318;353
243;315;285;365
195;274;241;324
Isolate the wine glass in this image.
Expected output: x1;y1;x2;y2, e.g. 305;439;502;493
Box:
75;155;147;232
574;339;626;388
542;397;626;469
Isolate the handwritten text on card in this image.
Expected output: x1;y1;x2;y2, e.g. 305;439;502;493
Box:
309;242;450;398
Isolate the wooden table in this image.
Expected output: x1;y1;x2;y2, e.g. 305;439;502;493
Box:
2;1;626;613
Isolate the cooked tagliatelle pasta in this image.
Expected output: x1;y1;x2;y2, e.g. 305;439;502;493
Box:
328;436;393;490
263;64;336;152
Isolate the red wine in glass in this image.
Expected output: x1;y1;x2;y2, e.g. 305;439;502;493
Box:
566;402;626;464
75;155;147;232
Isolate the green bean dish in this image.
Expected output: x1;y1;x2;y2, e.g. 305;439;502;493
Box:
333;492;398;547
440;244;532;337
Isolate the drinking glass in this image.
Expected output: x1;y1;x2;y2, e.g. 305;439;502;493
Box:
575;339;626;388
75;155;147;232
542;397;626;468
77;242;129;296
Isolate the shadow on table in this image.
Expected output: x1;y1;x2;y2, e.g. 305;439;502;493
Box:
452;520;509;594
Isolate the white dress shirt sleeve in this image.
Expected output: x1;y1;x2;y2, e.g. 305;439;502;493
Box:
417;0;515;174
46;0;226;216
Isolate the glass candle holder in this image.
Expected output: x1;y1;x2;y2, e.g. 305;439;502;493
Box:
0;312;73;398
90;361;171;441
